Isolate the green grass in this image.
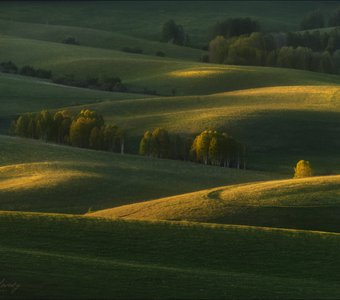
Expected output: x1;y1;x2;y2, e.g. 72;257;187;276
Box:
70;85;340;174
0;73;150;118
90;175;340;233
0;1;337;46
0;19;205;61
1;211;340;299
0;135;277;214
1;35;340;96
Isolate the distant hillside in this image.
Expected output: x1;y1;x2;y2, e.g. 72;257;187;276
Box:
0;1;338;46
1;35;340;96
0;19;204;61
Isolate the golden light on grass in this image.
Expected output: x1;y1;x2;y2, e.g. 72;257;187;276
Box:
0;162;97;191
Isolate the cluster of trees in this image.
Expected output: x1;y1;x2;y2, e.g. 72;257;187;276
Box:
139;128;192;160
209;32;340;74
161;19;189;46
0;61;52;79
300;7;340;30
191;130;245;168
52;74;127;92
12;109;125;153
212;17;260;39
139;128;245;169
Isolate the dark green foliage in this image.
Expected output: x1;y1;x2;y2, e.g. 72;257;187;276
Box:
161;19;188;46
0;61;18;73
140;129;245;168
300;10;325;30
212;17;260;39
52;74;126;92
139;128;170;158
209;30;340;75
62;36;80;45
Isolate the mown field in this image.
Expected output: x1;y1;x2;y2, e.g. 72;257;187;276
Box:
0;135;277;214
1;211;340;299
90;175;340;232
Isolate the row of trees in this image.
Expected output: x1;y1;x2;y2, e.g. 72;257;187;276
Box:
209;32;340;74
0;61;52;79
286;29;340;53
12;109;125;153
52;74;127;92
139;128;246;169
300;8;340;30
0;60;128;92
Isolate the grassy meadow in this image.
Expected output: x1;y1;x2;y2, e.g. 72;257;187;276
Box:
0;1;340;298
0;135;277;213
90;175;340;232
1;211;340;299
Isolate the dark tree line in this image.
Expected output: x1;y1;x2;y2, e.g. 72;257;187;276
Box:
52;74;127;92
209;32;340;74
0;61;52;79
11;109;125;154
300;7;340;30
139;128;246;169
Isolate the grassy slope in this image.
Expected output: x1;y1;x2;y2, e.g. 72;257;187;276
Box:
0;73;151;118
90;175;340;233
0;19;204;61
1;35;340;96
0;135;277;214
72;85;340;173
0;1;337;46
1;211;340;299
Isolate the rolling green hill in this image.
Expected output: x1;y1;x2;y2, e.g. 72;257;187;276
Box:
1;211;340;299
0;73;150;118
1;35;340;96
0;1;337;46
0;135;276;214
89;175;340;232
70;85;340;173
0;19;205;61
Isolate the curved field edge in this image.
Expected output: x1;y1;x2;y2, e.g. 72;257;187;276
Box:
89;175;340;232
0;135;279;213
1;211;340;299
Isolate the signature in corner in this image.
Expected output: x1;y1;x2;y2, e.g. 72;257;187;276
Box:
0;278;20;294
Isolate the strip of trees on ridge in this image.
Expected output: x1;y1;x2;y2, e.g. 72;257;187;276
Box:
139;128;246;169
0;61;127;92
11;109;125;154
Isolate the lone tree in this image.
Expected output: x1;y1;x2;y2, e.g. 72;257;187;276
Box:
294;160;313;178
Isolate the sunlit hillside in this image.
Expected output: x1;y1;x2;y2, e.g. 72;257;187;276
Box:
0;135;277;213
90;175;340;232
